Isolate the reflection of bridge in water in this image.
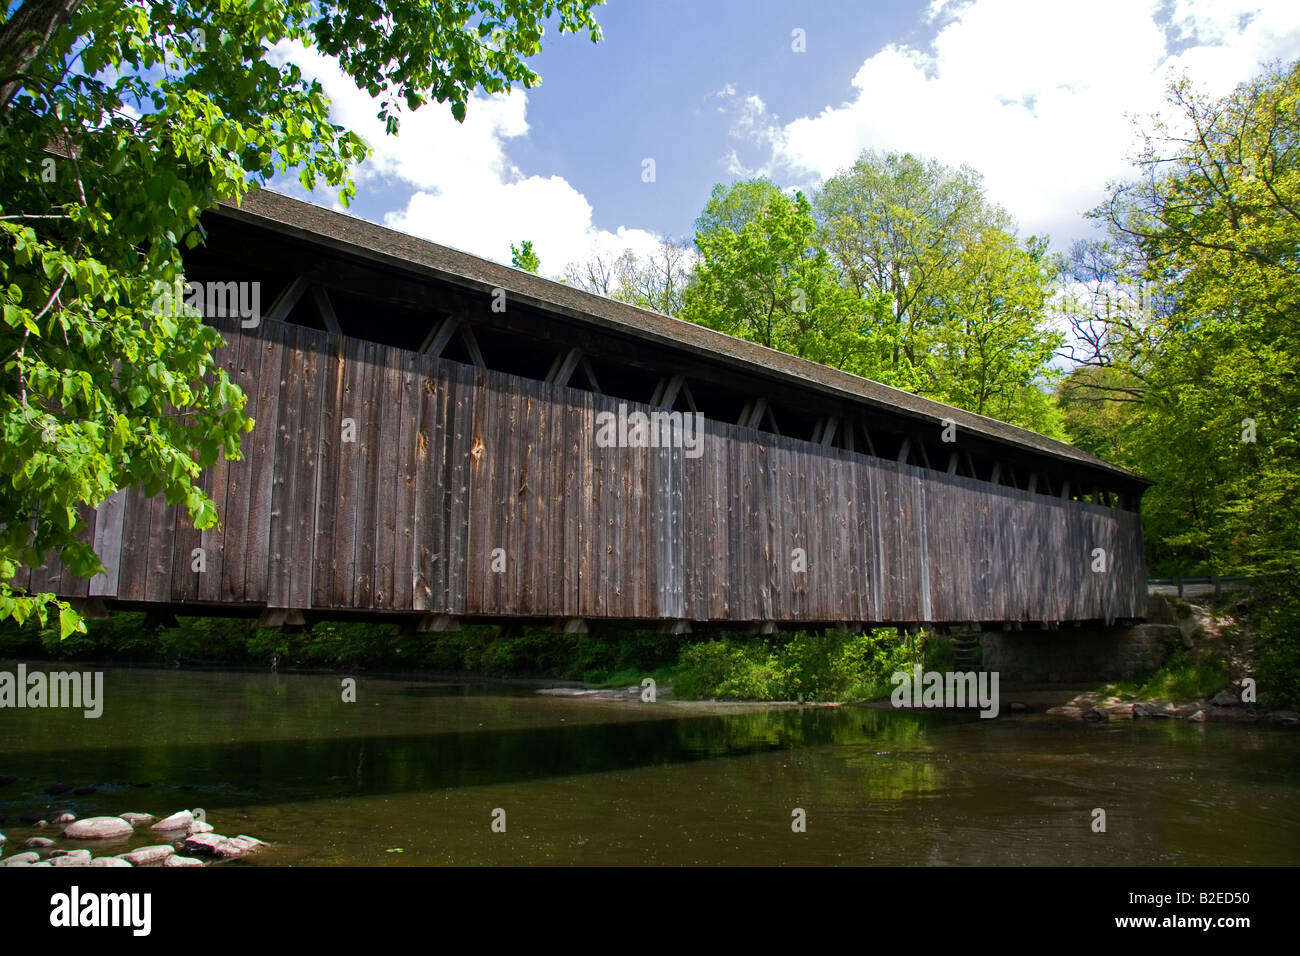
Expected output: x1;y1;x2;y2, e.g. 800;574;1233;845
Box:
25;190;1149;634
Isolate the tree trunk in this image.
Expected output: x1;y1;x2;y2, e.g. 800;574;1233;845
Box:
0;0;83;114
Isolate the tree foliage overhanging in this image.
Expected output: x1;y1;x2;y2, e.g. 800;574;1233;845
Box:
1060;61;1300;591
0;0;603;632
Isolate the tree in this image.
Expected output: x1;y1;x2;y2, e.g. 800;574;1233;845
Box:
562;237;694;316
0;0;604;634
682;180;870;367
928;230;1064;433
814;152;1062;429
510;239;540;274
1070;61;1300;586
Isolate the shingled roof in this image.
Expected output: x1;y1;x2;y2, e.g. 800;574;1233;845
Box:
215;188;1147;486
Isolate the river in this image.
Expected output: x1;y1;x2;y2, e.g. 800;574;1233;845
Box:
2;665;1297;865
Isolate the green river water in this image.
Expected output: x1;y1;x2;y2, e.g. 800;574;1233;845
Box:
1;665;1297;865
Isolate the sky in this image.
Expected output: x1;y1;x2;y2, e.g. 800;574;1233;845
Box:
270;0;1300;279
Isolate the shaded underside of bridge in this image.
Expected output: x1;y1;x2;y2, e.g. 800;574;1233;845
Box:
22;190;1150;629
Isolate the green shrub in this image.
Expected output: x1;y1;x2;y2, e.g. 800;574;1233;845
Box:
672;627;929;702
1257;603;1300;708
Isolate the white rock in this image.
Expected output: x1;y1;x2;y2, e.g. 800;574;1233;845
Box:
119;812;155;826
90;856;133;867
187;820;214;835
63;816;134;839
120;844;175;866
151;810;194;831
183;832;227;855
50;849;93;866
163;854;204;867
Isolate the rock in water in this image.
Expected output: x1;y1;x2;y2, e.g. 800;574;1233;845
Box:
119;812;155;826
183;832;227;855
121;845;175;866
1189;709;1208;722
63;816;134;840
151;810;194;831
1083;707;1108;721
1132;701;1174;718
213;836;261;858
50;849;93;867
90;856;132;867
163;854;204;867
1212;690;1241;707
23;836;54;849
49;811;76;825
187;820;214;835
3;851;41;865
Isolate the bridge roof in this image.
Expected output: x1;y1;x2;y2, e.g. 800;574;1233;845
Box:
216;189;1148;487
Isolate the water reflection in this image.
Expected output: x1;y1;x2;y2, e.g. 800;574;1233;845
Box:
0;665;1296;866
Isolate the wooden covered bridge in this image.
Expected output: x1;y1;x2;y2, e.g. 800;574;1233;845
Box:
24;190;1149;633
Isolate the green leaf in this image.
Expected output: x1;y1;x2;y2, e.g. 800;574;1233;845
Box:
59;604;80;640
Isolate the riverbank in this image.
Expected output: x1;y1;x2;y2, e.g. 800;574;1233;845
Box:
2;590;1296;712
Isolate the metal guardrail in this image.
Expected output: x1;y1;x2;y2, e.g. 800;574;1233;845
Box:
1147;575;1252;600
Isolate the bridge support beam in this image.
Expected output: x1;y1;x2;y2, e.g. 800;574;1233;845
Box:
257;608;306;628
143;609;180;631
981;615;1182;684
416;613;460;633
66;597;109;620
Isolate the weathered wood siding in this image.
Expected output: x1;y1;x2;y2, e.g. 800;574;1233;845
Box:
22;320;1147;623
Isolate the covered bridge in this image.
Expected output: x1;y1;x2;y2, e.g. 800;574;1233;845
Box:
24;190;1149;632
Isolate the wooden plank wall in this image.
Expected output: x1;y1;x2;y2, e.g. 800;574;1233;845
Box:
34;321;1147;624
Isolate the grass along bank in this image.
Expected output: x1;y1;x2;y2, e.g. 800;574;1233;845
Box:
3;591;1296;711
0;612;947;703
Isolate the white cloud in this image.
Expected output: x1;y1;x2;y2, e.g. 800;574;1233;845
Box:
740;0;1300;245
268;42;662;276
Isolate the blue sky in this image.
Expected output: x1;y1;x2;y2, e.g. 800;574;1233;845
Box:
496;0;928;240
274;0;1300;276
